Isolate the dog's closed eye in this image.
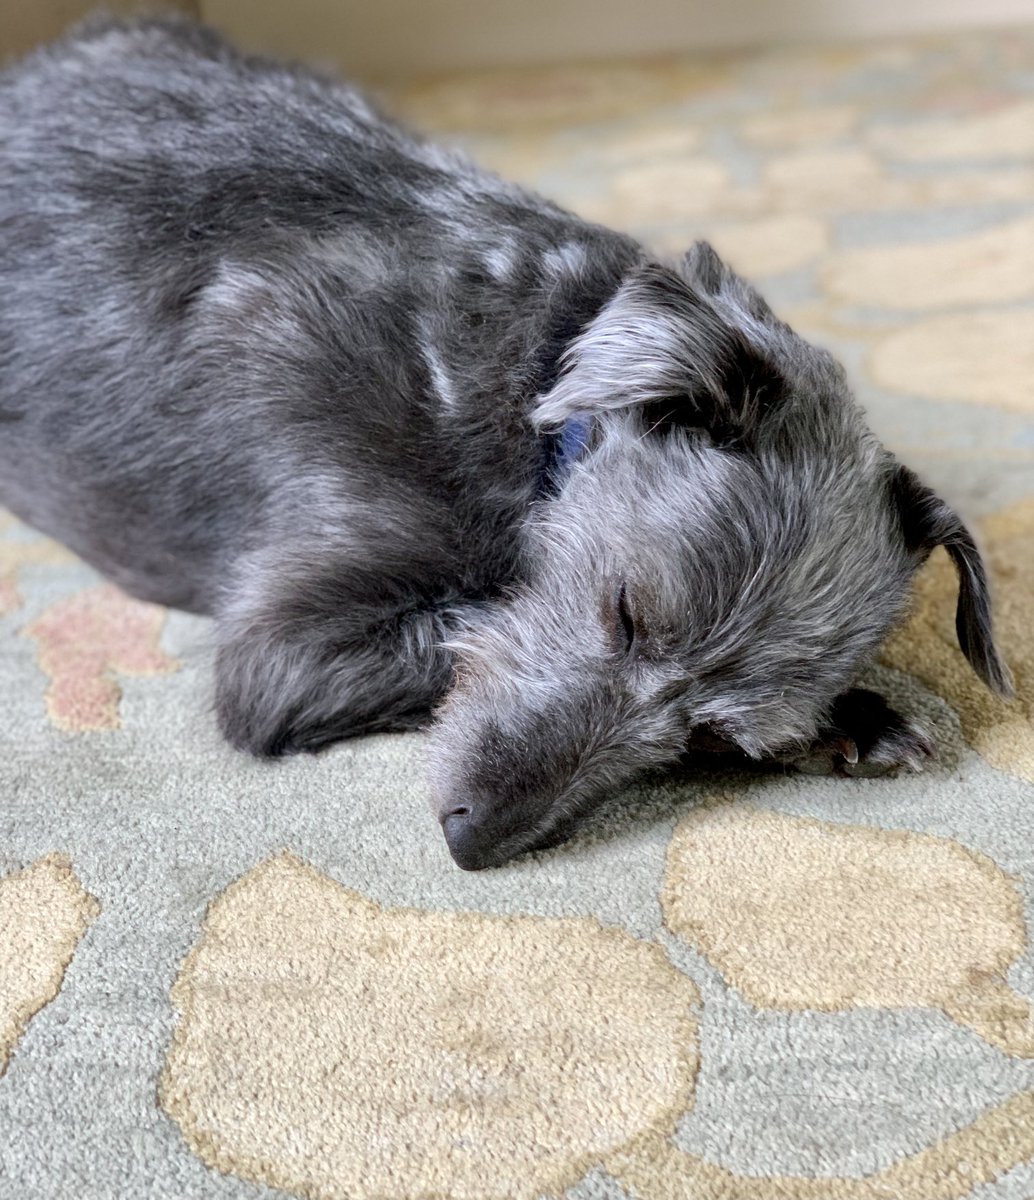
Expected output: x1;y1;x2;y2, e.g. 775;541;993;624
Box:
606;581;639;657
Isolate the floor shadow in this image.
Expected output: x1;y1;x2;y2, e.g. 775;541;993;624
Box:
509;750;787;868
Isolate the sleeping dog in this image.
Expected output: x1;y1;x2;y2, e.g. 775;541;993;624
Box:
0;17;1010;868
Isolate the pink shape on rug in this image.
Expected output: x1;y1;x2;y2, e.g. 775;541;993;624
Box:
23;584;180;731
0;574;21;618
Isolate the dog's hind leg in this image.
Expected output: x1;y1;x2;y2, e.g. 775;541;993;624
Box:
213;557;478;757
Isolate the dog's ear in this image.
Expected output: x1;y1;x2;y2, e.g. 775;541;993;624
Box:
679;240;776;323
892;464;1013;696
531;249;785;442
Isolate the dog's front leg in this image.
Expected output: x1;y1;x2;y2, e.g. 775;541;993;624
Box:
782;688;935;778
213;558;476;757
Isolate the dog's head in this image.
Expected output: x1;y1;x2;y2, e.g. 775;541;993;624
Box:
427;243;1011;870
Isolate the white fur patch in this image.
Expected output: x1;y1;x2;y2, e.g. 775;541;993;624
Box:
202;262;271;312
542;242;588;277
482;239;518;281
419;325;459;412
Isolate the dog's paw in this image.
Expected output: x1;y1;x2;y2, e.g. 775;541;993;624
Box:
787;688;935;778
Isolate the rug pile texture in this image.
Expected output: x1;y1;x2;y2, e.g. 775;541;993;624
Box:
2;25;1034;1200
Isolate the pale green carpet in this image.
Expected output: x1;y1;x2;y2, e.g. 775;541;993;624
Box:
2;26;1034;1200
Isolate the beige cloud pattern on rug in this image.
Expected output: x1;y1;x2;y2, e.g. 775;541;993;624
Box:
739;105;858;148
594;122;702;165
0;855;99;1076
581;153;1034;231
867;98;1034;162
599;158;733;223
0;515;75;618
757;149;1034;215
662;805;1034;1056
161;852;699;1200
882;499;1034;784
394;59;730;132
23;584;179;731
761;148;886;208
869;311;1034;413
821;215;1034;309
649;214;830;278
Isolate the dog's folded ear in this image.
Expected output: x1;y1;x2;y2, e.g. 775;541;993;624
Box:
891;464;1013;697
531;246;787;443
679;240;775;323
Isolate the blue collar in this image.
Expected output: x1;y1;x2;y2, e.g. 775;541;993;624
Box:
538;415;593;497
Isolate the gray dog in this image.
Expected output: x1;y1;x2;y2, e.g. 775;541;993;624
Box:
0;17;1011;869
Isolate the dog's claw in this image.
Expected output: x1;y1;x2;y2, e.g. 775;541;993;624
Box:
788;689;936;779
898;727;934;773
834;736;859;765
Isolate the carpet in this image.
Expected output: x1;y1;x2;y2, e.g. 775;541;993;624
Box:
2;25;1034;1200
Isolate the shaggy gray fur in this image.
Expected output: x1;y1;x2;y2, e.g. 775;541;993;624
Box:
0;17;1010;868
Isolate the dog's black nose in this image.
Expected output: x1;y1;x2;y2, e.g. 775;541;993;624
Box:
441;805;492;871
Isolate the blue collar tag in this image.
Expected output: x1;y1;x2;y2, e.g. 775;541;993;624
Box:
539;414;593;496
557;415;592;467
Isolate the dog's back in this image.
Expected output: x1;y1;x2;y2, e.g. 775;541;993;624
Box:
0;17;636;610
1;19;317;607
